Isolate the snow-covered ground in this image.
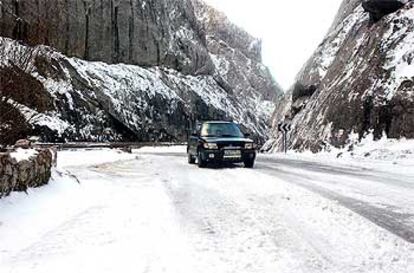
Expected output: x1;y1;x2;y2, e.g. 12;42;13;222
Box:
0;147;413;272
266;134;414;175
57;149;137;168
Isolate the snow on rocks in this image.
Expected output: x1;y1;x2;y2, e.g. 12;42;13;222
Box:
310;6;367;79
9;149;38;163
268;0;414;152
1;36;277;142
382;3;414;100
0;149;53;198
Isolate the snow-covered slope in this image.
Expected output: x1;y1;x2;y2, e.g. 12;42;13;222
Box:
0;0;282;143
267;0;414;152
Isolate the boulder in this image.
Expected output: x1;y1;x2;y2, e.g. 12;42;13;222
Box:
14;139;31;149
0;149;52;198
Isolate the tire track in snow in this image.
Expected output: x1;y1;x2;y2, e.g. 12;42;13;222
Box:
257;162;414;243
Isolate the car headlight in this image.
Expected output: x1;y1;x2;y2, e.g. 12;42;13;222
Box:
203;143;218;149
245;143;254;149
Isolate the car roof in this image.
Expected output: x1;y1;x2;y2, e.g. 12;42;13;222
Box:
203;121;234;124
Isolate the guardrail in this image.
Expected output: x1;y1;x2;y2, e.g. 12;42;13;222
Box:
32;142;187;150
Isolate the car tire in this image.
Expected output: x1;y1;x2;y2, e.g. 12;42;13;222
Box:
188;153;196;164
197;152;206;168
244;159;255;168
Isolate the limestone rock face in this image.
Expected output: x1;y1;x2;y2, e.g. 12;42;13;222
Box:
0;0;213;75
191;0;281;102
0;0;282;143
267;0;414;152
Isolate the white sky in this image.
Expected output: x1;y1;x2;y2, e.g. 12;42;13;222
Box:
203;0;343;90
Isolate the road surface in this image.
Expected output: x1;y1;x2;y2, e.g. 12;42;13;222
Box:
0;147;413;273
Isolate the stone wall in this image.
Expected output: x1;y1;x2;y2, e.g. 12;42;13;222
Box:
0;149;53;198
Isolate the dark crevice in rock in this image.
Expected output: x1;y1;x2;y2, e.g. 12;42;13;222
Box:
12;0;18;16
84;2;90;59
214;77;234;95
129;0;134;62
361;96;374;140
156;41;161;65
292;83;318;103
376;104;393;138
362;0;405;23
113;6;119;62
64;0;69;53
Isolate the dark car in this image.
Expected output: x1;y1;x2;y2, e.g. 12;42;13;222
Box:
187;121;257;168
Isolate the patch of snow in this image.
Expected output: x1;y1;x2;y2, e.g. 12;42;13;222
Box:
57;149;136;168
134;145;186;154
272;132;414;175
248;39;260;52
311;6;367;79
7;99;71;136
9;148;38;162
382;5;414;100
210;54;230;75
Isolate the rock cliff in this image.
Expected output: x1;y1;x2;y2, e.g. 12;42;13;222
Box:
0;0;282;143
266;0;414;152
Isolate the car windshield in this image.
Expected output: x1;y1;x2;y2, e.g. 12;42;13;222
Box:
201;123;244;138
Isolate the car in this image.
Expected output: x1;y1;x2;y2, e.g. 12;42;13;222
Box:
187;121;257;168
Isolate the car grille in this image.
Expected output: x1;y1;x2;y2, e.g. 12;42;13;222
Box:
217;142;244;150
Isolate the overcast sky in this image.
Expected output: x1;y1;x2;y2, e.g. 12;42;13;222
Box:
203;0;343;90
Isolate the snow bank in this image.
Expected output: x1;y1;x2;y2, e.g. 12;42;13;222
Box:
57;149;136;168
268;134;414;175
0;170;95;265
134;145;186;154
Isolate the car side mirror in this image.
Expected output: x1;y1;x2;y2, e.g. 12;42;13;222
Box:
244;133;251;138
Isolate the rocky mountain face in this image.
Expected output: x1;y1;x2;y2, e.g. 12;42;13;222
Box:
266;0;414;152
0;0;282;143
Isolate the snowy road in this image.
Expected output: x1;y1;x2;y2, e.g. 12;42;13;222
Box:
1;147;413;272
257;157;414;244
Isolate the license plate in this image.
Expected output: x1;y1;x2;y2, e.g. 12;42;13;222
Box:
224;150;241;157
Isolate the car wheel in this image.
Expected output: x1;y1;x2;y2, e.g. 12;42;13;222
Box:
188;153;196;164
244;159;255;168
197;152;206;168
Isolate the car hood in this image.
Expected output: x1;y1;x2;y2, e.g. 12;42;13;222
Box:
201;137;253;143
